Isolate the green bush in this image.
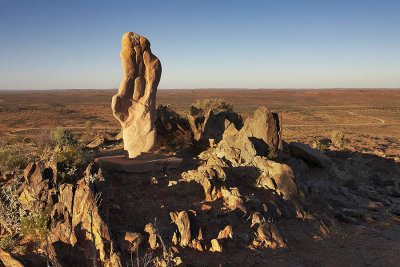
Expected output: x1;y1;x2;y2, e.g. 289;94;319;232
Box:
0;148;26;174
190;98;233;116
55;145;90;183
55;145;87;168
20;207;50;242
331;130;346;148
51;128;77;147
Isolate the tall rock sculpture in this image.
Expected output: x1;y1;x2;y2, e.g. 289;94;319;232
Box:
112;32;162;158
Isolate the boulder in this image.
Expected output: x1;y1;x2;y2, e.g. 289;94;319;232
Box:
288;142;333;168
253;157;300;200
221;187;246;214
188;110;242;142
214;107;284;165
239;107;283;158
217;225;233;239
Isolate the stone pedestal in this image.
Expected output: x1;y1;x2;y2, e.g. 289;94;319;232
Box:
96;154;182;173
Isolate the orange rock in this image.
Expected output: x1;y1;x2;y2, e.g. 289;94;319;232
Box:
210;239;222;252
217;225;233;239
111;32;162;158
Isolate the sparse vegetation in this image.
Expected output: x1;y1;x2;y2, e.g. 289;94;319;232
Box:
0;235;13;251
313;140;329;151
55;145;90;182
0;148;26;174
0;178;27;238
51;128;78;147
331;130;346;148
55;145;87;168
20;207;50;243
190;98;233;116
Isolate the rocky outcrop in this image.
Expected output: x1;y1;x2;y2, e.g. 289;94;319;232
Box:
155;104;192;151
15;162;123;266
0;248;24;267
214;107;284;164
188;110;242;142
111;32;162;158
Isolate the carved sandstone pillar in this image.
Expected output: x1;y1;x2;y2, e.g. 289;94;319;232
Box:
111;32;162;158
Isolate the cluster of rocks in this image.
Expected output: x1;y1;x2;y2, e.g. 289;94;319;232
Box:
2;161;122;266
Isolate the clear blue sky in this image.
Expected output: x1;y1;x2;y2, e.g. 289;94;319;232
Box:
0;0;399;89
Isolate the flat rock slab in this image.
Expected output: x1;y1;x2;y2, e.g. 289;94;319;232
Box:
96;154;182;173
288;142;333;168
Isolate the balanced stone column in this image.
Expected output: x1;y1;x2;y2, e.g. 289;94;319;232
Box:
111;32;162;158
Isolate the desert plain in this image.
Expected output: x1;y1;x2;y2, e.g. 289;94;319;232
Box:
0;88;400;266
1;89;399;157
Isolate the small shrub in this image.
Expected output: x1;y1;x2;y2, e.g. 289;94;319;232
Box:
55;145;87;168
0;235;13;251
5;135;25;145
51;128;77;147
20;207;50;242
331;130;346;148
190;98;233;116
0;148;26;174
55;145;89;183
0;179;27;234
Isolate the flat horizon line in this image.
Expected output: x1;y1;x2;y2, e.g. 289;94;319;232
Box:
0;87;400;92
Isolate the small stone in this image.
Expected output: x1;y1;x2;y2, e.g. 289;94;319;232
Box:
144;223;158;249
210;239;222;252
168;180;178;186
170;211;192;247
217;225;233;239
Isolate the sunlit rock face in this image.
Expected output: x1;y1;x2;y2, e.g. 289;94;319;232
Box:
111;32;162;158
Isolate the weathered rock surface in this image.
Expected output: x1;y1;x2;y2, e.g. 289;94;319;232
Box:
214;107;283;164
254;156;301;200
170;211;192;247
0;248;24;267
239;107;283;158
144;223;158;249
188;110;242;142
14;161;123;266
289;142;333;168
111;32;162;158
156;104;192;151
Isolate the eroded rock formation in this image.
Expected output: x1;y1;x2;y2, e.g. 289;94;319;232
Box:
112;32;162;158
